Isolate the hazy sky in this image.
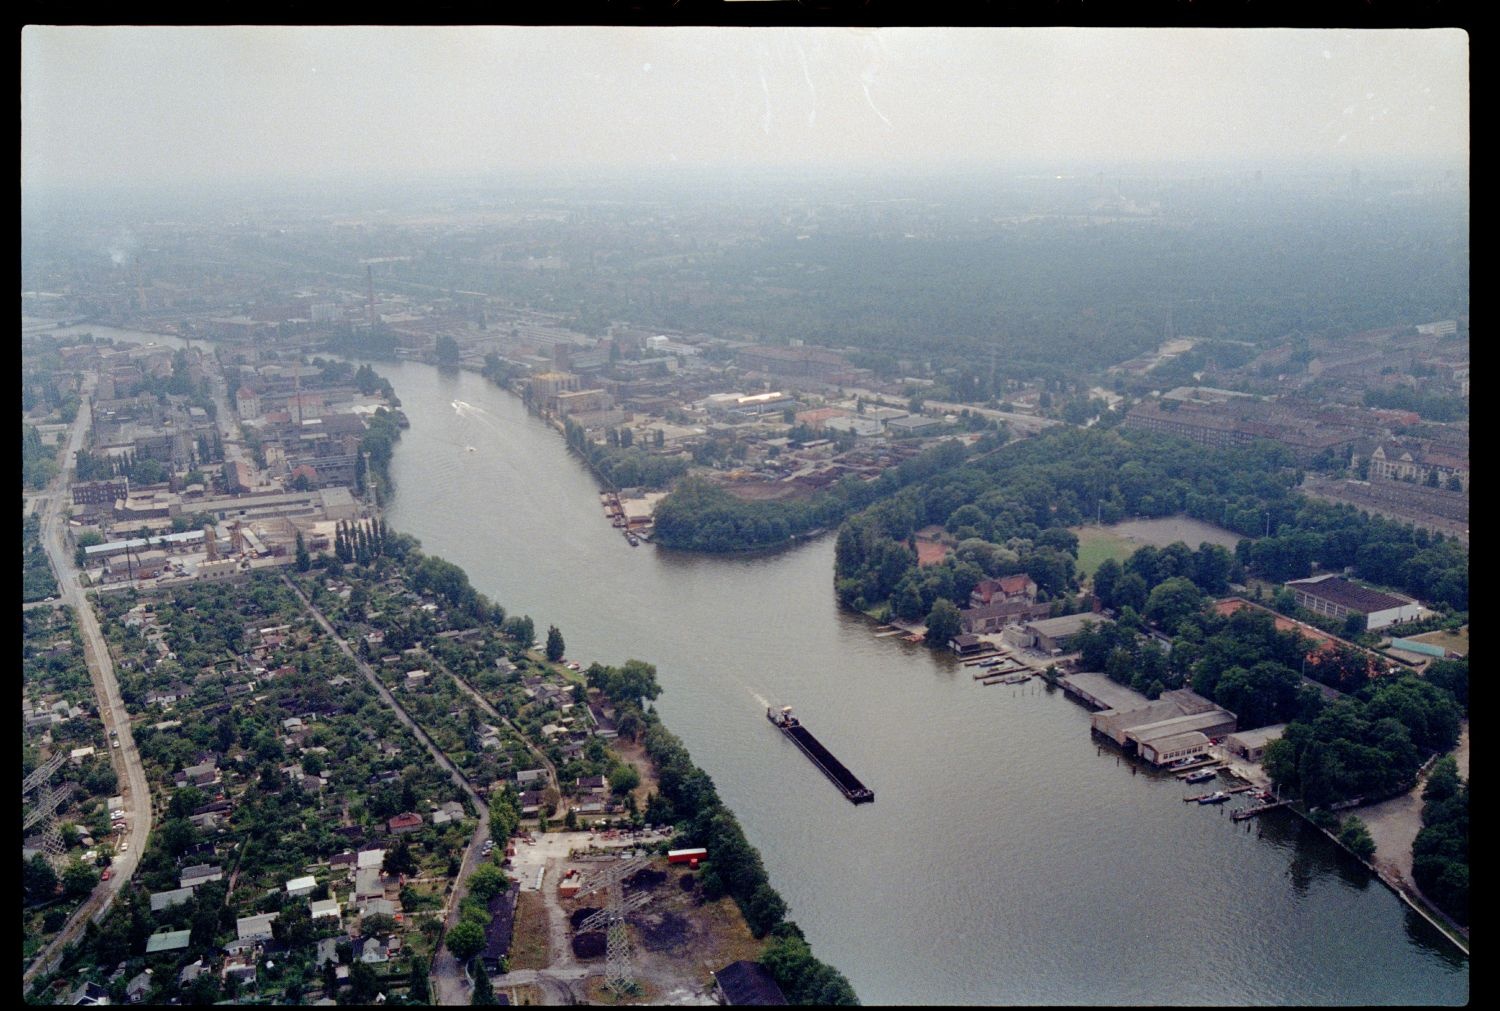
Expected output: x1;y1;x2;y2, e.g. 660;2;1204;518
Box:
21;26;1468;189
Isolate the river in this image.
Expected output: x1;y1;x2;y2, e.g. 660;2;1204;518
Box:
50;327;1468;1004
374;362;1467;1006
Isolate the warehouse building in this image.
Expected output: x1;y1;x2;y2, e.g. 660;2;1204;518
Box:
1284;575;1422;631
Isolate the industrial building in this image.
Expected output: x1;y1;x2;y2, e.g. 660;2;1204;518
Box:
1284;575;1422;631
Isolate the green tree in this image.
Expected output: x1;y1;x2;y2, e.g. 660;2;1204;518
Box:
1339;816;1377;860
545;625;565;663
436;334;462;366
489;788;521;841
469;863;508;901
1143;577;1204;636
385;840;419;877
924;598;962;647
472;960;498;1005
23;853;58;904
447;918;486;963
348;961;381;1004
408;954;431;1004
63;860;99;898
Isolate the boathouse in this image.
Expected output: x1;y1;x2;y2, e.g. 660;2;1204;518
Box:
948;633;989;657
1007;613;1113;652
1224;724;1287;763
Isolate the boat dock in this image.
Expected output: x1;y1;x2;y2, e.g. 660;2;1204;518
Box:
767;707;874;804
1232;799;1293;821
1173;760;1224;777
1184;784;1256;802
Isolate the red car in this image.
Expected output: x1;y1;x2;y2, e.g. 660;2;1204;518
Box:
101;868;112;881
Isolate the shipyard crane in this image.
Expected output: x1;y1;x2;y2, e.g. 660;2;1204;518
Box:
573;856;656;996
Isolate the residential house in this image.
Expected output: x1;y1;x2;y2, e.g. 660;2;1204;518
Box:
125;970;153;1004
179;864;223;888
388;812;423;835
355;866;385;901
150;886;197;912
575;774;610;796
145;929;192;955
286;875;317;898
970;574;1038;607
236;912;279;942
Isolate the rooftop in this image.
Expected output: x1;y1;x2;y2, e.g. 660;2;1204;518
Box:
1286;575;1411;614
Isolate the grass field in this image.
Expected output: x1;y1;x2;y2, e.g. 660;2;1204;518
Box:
1408;627;1469;656
1072;527;1139;578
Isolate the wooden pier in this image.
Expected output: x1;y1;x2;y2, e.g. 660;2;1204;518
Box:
1183;785;1255;803
1232;799;1293;821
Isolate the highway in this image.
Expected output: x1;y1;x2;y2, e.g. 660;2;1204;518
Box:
24;389;156;991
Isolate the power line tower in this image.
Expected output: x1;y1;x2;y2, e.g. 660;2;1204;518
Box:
24;781;76;866
575;856;655;997
21;752;68;798
24;752;75;867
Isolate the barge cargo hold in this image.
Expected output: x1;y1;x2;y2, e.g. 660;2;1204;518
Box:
767;707;874;804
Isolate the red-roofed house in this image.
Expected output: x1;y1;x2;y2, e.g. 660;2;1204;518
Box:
387;812;423;835
970;574;1038;607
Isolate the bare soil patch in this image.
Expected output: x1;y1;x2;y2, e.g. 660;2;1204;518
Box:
635;908;697;954
723;480;811;503
570;906;603;930
508;890;553;970
572;930;607;958
624;867;667;890
584;975;661;1004
608;736;660;805
1407;627;1468;656
624;867;767;991
506;982;543;1005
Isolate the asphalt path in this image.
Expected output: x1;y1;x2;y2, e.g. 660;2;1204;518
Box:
24;388;156;992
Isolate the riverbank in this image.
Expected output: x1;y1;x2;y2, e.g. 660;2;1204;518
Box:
371;355;1468;1005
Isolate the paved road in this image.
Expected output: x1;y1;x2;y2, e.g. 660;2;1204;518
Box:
447;671;563;810
24;388;156;991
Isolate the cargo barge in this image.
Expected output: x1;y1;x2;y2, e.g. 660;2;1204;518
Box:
767;707;874;804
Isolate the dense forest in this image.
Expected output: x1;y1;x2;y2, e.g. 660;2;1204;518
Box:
371;180;1467;384
830;426;1468;618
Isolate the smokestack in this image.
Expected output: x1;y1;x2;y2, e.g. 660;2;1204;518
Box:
367;265;376;328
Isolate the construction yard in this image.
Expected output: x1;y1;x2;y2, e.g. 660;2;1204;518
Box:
498;829;764;1004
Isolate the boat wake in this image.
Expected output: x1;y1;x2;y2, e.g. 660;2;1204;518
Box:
750;690;771;710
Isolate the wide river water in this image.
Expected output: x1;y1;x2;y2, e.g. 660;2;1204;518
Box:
42;325;1468;1005
373;362;1467;1006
